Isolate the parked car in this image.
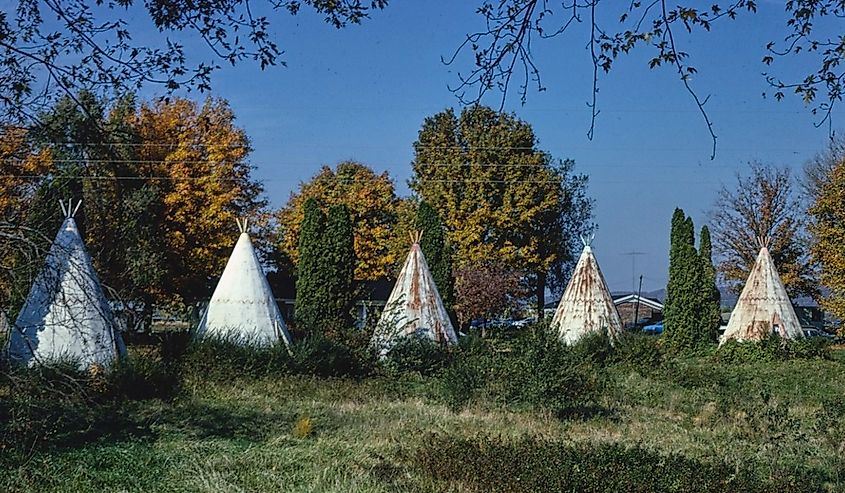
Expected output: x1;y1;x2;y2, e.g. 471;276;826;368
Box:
642;321;664;335
803;327;834;339
509;317;535;328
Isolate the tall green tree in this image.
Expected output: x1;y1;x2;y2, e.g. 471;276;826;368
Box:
411;106;592;316
698;225;721;342
663;209;705;352
275;161;399;281
323;204;357;337
294;198;327;334
663;208;686;337
415;200;453;308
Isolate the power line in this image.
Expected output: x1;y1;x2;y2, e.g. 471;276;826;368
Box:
0;158;739;169
0;174;244;182
34;142;250;148
0;174;721;185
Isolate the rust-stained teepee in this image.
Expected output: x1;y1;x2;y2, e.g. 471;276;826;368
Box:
720;238;803;344
550;236;623;345
372;231;457;354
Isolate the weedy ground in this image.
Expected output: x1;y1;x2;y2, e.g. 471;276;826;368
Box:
1;333;843;492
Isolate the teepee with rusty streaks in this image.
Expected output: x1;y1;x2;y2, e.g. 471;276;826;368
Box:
720;237;803;344
373;231;456;354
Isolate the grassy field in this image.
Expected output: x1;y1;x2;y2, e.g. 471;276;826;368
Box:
1;335;844;492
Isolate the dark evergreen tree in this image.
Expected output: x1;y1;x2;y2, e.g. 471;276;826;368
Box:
663;208;686;335
295;198;327;334
415;200;454;308
323;204;356;338
664;209;703;352
698;225;722;342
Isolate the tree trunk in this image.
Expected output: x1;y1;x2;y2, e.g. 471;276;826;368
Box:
535;271;546;322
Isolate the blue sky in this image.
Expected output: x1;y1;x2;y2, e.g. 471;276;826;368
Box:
135;1;839;294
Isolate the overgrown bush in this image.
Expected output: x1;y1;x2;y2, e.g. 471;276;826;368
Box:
0;352;176;453
180;335;292;381
715;335;832;364
182;333;375;380
613;332;665;369
437;326;608;418
413;433;829;492
290;334;374;378
104;351;181;401
438;335;490;411
379;336;453;377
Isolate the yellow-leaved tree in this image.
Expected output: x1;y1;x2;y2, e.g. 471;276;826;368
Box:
810;159;845;323
276;161;399;281
411;106;592;317
134;97;268;302
0;126;53;308
0;127;53;219
2;93;268;327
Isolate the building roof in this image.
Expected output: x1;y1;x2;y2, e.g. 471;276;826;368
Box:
612;293;665;311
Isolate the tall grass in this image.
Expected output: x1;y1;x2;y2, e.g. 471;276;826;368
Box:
0;323;843;491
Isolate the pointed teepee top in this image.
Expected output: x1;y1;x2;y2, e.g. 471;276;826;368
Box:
236;218;249;234
59;199;82;219
756;235;771;250
580;233;595;249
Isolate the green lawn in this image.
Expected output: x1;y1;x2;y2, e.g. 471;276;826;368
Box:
1;345;844;492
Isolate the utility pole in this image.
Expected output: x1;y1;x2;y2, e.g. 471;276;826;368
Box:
621;250;647;293
633;274;643;327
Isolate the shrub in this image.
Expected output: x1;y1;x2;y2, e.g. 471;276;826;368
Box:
784;337;832;360
437;325;608;418
103;351;181;401
413;433;828;492
567;330;616;366
497;328;607;417
181;335;292;381
380;336;453;377
0;357;159;453
613;332;665;369
439;355;487;412
715;335;832;364
289;334;374;378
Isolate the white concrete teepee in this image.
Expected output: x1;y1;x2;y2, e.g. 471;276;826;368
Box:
720;238;803;344
8;200;125;368
373;232;457;353
196;219;291;346
551;236;623;344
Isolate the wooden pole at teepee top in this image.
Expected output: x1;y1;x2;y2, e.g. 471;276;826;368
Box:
72;200;82;218
59;199;82;218
409;230;423;245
